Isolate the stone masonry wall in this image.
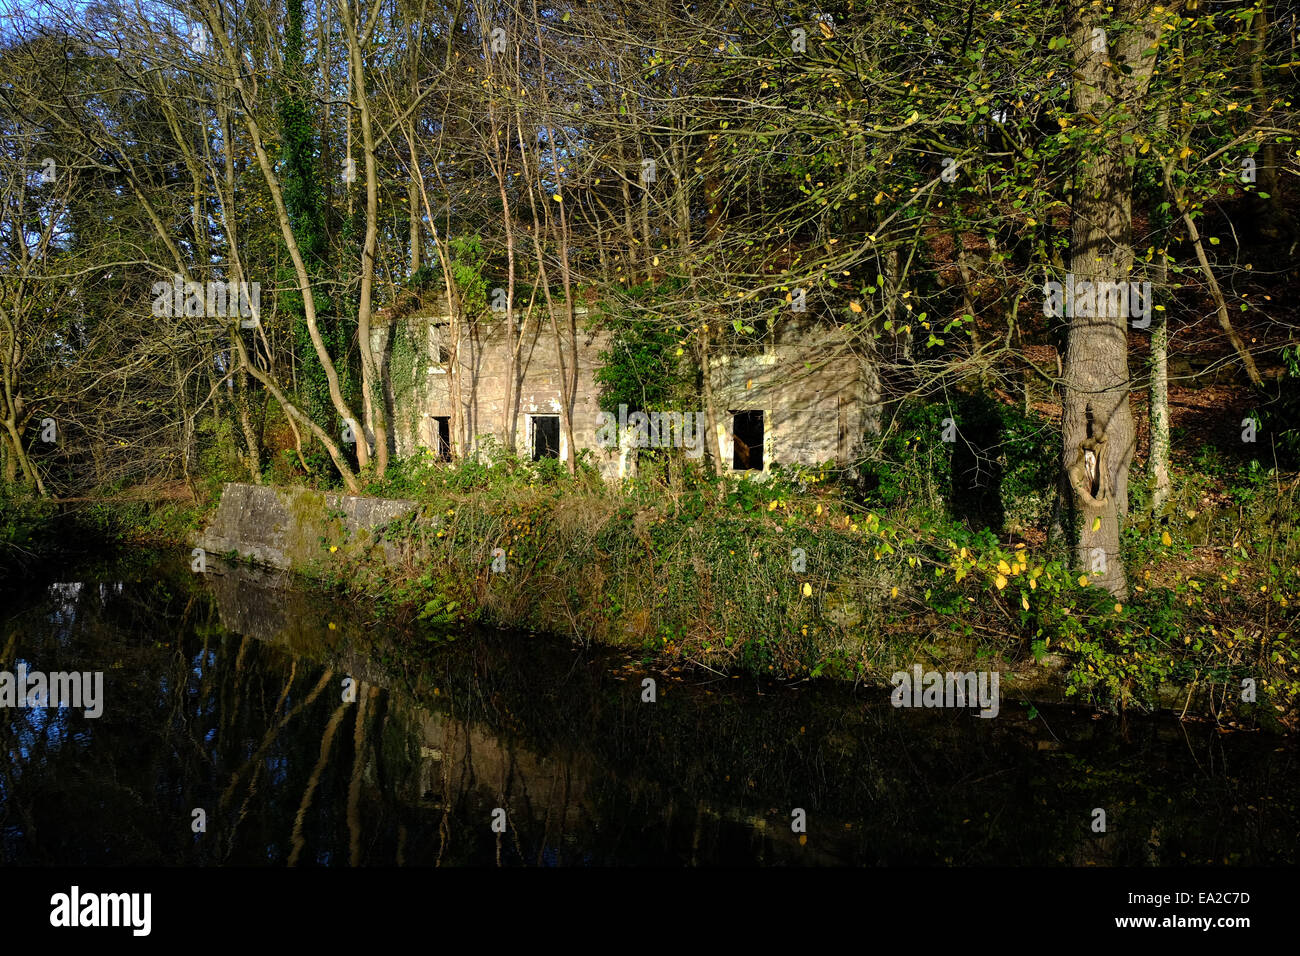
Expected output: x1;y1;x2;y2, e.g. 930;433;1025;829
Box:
196;482;417;571
375;304;876;478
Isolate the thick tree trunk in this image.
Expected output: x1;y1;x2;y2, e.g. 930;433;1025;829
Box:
1061;0;1160;597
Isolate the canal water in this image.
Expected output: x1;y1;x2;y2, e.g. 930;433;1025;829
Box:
2;552;1296;866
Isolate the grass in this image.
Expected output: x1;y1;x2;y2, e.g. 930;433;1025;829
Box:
304;435;1300;731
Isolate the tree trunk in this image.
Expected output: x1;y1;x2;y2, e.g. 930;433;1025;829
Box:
1148;257;1171;516
1061;0;1161;598
339;1;390;476
408;176;422;274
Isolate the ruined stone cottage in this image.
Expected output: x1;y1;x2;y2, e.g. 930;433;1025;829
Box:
373;297;879;479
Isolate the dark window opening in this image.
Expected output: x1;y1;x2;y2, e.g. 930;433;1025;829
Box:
431;323;451;369
732;410;764;470
432;416;451;461
531;415;560;461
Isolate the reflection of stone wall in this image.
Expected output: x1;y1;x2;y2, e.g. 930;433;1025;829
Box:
203;561;299;641
196;564;1288;866
411;712;591;829
203;563;596;841
196;483;416;570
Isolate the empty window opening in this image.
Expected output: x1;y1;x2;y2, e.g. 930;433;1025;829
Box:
732;411;764;471
531;415;560;461
432;416;451;461
430;323;451;372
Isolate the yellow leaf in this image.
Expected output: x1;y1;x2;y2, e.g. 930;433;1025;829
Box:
997;560;1011;575
995;574;1008;590
1091;516;1101;532
1021;594;1030;611
802;583;812;597
1161;531;1172;546
1078;574;1089;587
849;301;863;313
890;586;899;599
552;193;563;202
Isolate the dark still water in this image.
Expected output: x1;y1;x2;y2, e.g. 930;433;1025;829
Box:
1;553;1296;866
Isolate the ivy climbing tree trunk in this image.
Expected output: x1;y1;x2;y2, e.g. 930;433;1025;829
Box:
200;0;368;474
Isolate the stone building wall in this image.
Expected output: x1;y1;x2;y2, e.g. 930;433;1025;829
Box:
374;306;615;472
706;312;879;472
373;304;877;479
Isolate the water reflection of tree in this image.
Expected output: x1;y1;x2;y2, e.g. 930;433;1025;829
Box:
2;564;1298;866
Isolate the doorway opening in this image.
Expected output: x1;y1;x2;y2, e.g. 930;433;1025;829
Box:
432;416;451;461
530;415;560;461
731;410;764;470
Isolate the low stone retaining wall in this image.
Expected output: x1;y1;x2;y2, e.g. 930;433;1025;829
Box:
196;482;416;571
